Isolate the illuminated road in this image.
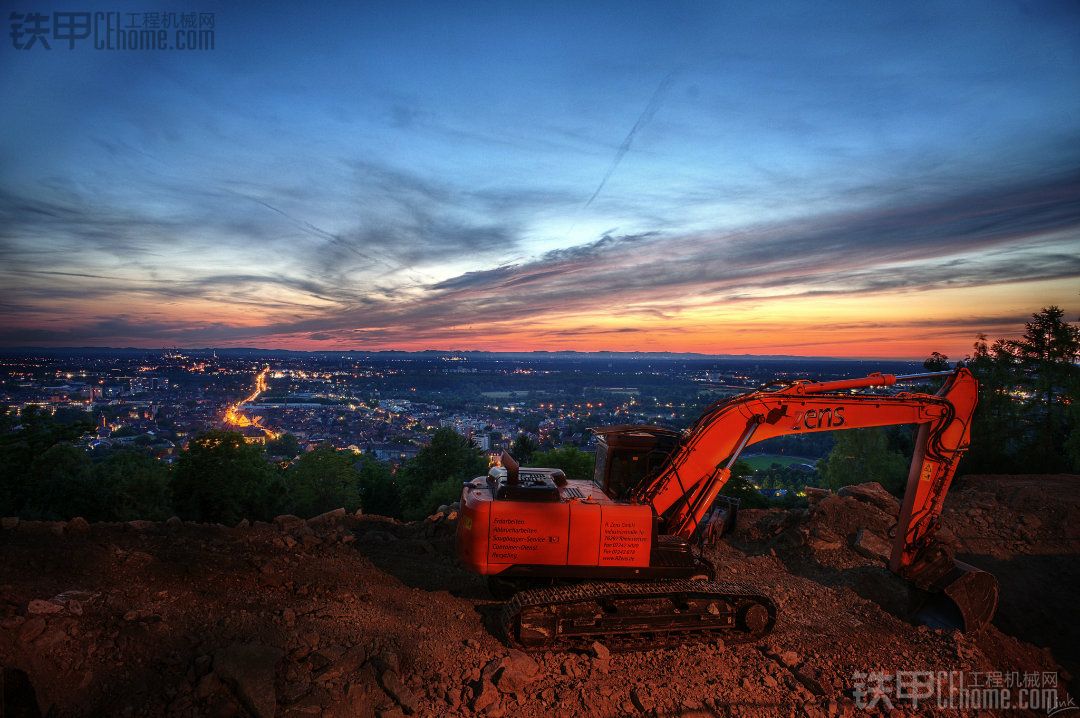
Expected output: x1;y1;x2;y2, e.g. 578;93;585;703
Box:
224;365;277;438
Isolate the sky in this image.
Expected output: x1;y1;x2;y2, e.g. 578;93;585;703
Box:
1;0;1078;358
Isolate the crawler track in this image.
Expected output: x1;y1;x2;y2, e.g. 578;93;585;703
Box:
500;579;776;652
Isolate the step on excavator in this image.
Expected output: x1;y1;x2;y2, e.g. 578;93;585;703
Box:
456;368;998;651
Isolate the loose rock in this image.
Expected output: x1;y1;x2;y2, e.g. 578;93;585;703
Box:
851;528;892;562
213;642;283;718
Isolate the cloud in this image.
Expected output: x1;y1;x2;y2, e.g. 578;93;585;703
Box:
1;157;1077;350
156;166;1071;351
582;71;677;211
386;169;1080;321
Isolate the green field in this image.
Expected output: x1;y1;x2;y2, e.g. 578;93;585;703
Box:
741;454;818;471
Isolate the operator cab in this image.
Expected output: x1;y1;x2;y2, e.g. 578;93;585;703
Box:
591;425;682;500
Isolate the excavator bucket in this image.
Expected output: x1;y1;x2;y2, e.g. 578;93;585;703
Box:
911;559;999;633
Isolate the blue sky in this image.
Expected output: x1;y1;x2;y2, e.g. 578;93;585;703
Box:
1;0;1078;355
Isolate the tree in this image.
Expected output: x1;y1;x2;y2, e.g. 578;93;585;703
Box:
355;455;401;518
1011;306;1080;366
960;332;1026;473
923;352;950;372
1;409;174;522
21;444;98;520
0;407;94;516
397;428;487;519
818;428;909;494
529;447;595;481
0;406;16;434
1008;306;1080;470
283;445;362;517
93;450;172;521
509;433;538;464
958;308;1080;473
718;460;767;508
266;433;302;458
1066;384;1080;473
171;430;281;524
755;462;817;493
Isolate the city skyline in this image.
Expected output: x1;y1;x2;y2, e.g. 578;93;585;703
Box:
2;1;1078;358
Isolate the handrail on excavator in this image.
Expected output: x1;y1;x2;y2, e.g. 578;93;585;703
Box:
776;369;957;394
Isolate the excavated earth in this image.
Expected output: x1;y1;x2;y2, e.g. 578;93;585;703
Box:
1;474;1077;717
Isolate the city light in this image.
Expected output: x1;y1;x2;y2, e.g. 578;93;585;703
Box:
223;365;278;439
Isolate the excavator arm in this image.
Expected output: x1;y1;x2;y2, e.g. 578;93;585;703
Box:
633;367;996;631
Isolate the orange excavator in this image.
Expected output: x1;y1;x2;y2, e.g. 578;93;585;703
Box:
456;368;997;651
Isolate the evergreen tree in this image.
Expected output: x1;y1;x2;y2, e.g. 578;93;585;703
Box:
959;333;1026;473
923;352;950;372
957;307;1080;473
1008;306;1080;470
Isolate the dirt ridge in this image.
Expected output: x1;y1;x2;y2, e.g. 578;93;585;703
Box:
1;476;1076;717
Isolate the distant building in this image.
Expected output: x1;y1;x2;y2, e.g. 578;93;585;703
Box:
369;444;420;463
238;426;268;444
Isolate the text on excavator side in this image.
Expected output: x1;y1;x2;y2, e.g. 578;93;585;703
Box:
790;406;846;430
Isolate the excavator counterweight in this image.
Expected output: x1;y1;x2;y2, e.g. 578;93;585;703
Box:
457;367;997;650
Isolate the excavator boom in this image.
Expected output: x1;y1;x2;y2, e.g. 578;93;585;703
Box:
637;369;976;573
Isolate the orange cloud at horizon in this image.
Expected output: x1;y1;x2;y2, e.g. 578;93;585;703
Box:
192;278;1076;360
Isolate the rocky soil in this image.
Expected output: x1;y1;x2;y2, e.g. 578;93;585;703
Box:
1;475;1077;717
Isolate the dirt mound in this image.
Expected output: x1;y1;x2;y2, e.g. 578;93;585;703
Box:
943;475;1080;558
943;475;1080;682
730;476;1080;691
1;477;1076;717
731;481;913;571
